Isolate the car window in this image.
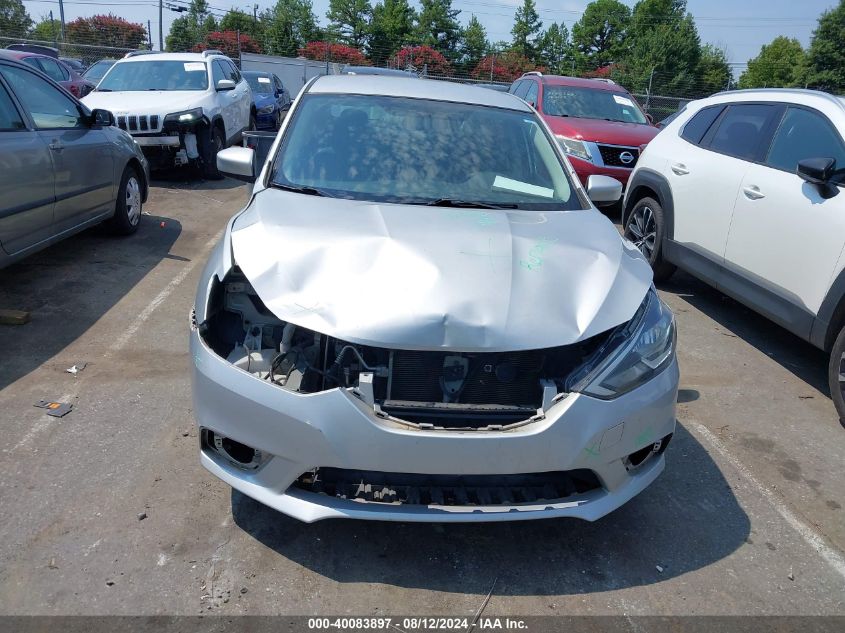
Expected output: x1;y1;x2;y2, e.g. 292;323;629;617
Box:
22;57;41;71
767;107;845;182
508;80;522;95
679;105;723;142
38;58;69;82
97;60;209;91
542;86;648;124
223;60;240;83
0;65;83;129
0;82;25;130
273;94;580;210
513;81;531;99
524;82;539;106
705;104;778;161
212;60;227;86
245;73;273;94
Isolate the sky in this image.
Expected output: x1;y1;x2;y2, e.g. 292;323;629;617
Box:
19;0;838;66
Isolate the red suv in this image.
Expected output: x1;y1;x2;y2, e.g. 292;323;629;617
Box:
2;48;94;98
509;73;658;201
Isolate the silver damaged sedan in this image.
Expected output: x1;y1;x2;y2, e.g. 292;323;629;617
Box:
190;76;679;523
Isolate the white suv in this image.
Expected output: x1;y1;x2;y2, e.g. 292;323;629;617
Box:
623;89;845;418
82;50;254;178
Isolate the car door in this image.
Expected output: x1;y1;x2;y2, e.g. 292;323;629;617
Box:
213;60;239;140
0;72;55;256
724;105;845;333
670;102;783;266
0;64;115;234
226;60;251;136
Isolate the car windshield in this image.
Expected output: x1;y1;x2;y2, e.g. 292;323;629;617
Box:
543;86;648;124
245;73;274;95
96;60;208;91
271;94;580;210
84;60;114;81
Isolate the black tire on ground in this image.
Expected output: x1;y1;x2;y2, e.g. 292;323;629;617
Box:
827;325;845;423
623;196;676;282
107;165;142;235
202;125;225;180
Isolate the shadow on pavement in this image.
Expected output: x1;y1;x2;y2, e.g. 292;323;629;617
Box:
231;423;749;595
661;271;829;398
0;214;181;391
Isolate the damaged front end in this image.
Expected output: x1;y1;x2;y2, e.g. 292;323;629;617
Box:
196;264;672;432
119;108;206;170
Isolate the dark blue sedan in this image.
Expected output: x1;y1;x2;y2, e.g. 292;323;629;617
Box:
243;71;292;131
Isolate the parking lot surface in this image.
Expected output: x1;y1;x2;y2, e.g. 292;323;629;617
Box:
0;177;843;616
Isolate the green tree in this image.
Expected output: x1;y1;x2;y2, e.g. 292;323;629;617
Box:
368;0;415;65
511;0;542;62
264;0;319;57
459;14;488;71
617;0;702;96
571;0;629;71
538;22;571;74
698;44;732;93
413;0;461;60
327;0;371;48
0;0;32;37
30;16;61;43
738;36;806;89
220;9;264;41
166;0;217;51
806;0;845;92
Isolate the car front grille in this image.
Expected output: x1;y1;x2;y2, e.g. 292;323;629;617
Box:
116;114;160;133
597;144;639;168
293;468;602;506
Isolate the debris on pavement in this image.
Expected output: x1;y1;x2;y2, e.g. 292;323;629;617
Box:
137;512;147;521
0;309;30;325
656;565;664;573
66;363;87;375
788;569;795;581
33;401;73;418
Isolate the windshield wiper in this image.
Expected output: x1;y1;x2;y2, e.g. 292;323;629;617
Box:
271;183;330;197
421;198;517;209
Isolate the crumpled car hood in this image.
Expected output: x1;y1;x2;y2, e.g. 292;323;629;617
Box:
230;190;652;351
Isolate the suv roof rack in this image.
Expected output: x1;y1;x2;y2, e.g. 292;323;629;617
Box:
124;50;158;58
201;50;226;57
590;78;616;84
522;71;543;77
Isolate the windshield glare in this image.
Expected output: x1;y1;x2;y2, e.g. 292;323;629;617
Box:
97;60;208;91
272;94;579;210
543;86;647;124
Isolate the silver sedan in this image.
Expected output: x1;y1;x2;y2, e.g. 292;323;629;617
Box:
0;53;148;269
191;76;678;523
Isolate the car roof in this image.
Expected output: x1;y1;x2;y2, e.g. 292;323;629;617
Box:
0;50;33;60
341;66;417;77
525;74;628;92
695;88;845;113
116;52;225;63
309;75;532;111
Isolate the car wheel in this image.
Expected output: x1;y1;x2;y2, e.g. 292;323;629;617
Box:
624;196;676;282
202;125;225;180
107;165;142;235
828;325;845;423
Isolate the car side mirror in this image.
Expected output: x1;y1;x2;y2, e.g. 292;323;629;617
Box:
90;108;114;127
797;157;834;185
645;113;654;124
586;175;623;204
216;79;236;91
217;146;255;182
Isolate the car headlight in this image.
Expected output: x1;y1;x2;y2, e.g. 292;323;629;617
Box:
567;288;675;399
164;108;204;125
258;104;275;114
556;135;593;162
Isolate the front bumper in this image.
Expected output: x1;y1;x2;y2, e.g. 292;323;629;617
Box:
568;155;633;190
191;329;679;523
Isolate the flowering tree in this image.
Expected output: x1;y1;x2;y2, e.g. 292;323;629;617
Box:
66;14;147;48
193;30;261;57
298;41;369;65
471;50;544;82
395;45;452;76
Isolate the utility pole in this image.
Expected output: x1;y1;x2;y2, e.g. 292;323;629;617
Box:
489;54;494;82
645;66;655;113
58;0;66;42
159;0;164;51
49;10;56;46
253;4;258;27
148;20;153;50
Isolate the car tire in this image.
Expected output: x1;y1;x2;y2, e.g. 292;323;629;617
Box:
107;165;142;235
624;196;676;282
827;325;845;422
202;125;225;180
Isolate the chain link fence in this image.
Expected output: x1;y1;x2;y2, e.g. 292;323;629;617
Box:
0;35;138;68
